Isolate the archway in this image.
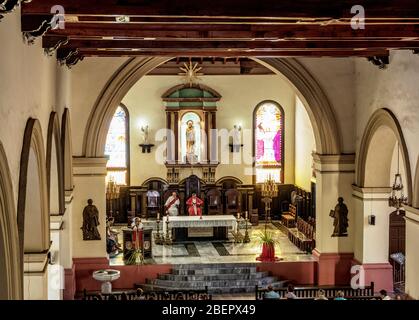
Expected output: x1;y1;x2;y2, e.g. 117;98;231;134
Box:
46;112;65;300
83;57;341;158
355;108;413;292
0;141;22;300
17;119;50;300
62;109;74;192
47;112;65;215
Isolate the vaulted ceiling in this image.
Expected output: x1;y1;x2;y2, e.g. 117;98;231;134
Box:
3;0;419;67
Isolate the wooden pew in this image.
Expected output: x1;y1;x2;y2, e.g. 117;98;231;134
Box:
281;204;296;227
255;282;375;300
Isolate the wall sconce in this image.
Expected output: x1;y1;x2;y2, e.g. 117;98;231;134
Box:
139;124;154;153
229;124;243;152
368;215;376;225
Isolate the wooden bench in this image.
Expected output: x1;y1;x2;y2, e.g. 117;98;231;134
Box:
281;204;296;227
287;217;315;253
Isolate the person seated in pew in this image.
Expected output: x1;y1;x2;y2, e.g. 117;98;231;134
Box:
283;284;298;299
380;289;392;300
314;289;328;300
264;285;280;300
334;291;347;300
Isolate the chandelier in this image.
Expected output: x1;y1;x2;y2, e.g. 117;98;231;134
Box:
388;143;408;212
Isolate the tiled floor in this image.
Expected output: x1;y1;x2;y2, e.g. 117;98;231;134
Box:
109;222;314;266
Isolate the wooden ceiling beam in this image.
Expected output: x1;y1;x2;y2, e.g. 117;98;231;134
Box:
77;48;390;58
45;22;419;40
55;39;419;50
21;0;419;18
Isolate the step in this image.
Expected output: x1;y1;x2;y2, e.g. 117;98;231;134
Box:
140;283;285;294
148;276;278;288
171;267;258;275
158;271;270;281
172;263;257;269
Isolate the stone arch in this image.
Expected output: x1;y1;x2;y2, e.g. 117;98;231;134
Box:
46;112;65;215
414;157;419;208
17;118;50;254
0;141;22;300
83;57;341;158
356;108;413;204
62;108;74;192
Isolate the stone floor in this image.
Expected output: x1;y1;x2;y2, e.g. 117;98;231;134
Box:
109;222;314;266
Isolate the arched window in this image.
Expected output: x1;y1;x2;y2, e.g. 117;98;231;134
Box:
253;101;284;183
105;105;130;185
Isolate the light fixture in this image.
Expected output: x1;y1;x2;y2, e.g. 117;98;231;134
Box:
388;142;408;212
115;15;130;23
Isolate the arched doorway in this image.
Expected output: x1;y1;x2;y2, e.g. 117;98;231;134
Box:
355;108;412;292
46;112;65;300
17;119;50;300
0;141;22;300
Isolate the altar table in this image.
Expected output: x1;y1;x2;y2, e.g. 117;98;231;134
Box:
163;215;237;242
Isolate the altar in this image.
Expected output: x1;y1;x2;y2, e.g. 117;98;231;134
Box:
163;215;237;242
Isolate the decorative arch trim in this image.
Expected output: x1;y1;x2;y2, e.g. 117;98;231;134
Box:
17;118;50;255
141;177;169;187
46;112;65;214
62;108;74;191
0;142;22;299
355;108;413;204
215;176;244;185
413;156;419;208
162;83;222;100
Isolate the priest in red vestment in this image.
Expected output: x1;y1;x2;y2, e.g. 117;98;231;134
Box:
186;193;204;219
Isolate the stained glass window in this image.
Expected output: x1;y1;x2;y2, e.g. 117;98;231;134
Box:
105;106;129;185
254;101;284;183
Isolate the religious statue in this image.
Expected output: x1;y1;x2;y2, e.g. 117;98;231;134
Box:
164;191;180;216
329;197;349;237
141;125;149;144
185;120;196;162
81;199;101;240
186;193;204;219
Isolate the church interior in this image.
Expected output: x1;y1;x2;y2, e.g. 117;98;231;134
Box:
1;0;419;301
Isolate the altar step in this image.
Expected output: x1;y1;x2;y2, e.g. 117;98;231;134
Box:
140;263;288;294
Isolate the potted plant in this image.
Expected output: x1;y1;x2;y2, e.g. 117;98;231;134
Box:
125;249;144;265
256;231;280;262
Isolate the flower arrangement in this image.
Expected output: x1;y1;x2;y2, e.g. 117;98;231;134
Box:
125;249;144;265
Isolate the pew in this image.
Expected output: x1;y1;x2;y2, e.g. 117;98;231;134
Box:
287;217;315;253
255;282;375;300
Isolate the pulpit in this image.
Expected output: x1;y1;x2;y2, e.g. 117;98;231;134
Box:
122;228;153;261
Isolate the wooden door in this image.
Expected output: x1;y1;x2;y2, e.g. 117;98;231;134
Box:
389;211;406;256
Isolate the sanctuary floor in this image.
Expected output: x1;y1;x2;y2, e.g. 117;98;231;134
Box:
109;222;314;266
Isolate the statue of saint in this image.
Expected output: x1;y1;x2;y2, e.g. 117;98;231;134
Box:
186;193;204;219
164;191;180;216
81;199;101;240
141;125;149;144
185;120;196;160
329;197;349;237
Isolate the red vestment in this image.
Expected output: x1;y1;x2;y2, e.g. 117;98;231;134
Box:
186;196;204;217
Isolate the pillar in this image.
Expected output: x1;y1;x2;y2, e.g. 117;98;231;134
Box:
24;253;49;300
62;190;75;300
49;216;64;300
72;157;109;294
405;205;419;299
351;186;393;292
312;153;355;285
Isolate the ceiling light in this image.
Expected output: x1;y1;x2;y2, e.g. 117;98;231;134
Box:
116;16;130;23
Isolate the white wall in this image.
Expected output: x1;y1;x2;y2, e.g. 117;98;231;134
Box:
294;96;316;190
0;9;71;206
122;75;297;185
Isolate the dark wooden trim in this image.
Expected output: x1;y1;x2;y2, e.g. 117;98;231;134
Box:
205;111;209;161
252;100;285;184
174;111;179;161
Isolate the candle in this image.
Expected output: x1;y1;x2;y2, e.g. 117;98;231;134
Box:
245;211;248;220
157;212;160;221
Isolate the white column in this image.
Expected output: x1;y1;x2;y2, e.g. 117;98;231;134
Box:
24;253;49;300
72;157;108;259
351;186;394;292
49;217;64;300
312;153;355;285
405;205;419;299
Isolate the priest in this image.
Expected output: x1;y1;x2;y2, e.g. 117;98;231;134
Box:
164;191;180;216
186;193;204;219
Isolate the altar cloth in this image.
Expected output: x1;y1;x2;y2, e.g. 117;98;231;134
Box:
163;215;237;231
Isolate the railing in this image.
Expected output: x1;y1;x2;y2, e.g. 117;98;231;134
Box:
255;283;375;300
83;287;211;301
390;253;405;291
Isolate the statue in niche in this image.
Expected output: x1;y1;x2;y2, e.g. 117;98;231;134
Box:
81;199;101;240
185;120;197;162
329;197;349;237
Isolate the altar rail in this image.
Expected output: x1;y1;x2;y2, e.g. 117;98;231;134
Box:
255;282;374;300
82;288;211;301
